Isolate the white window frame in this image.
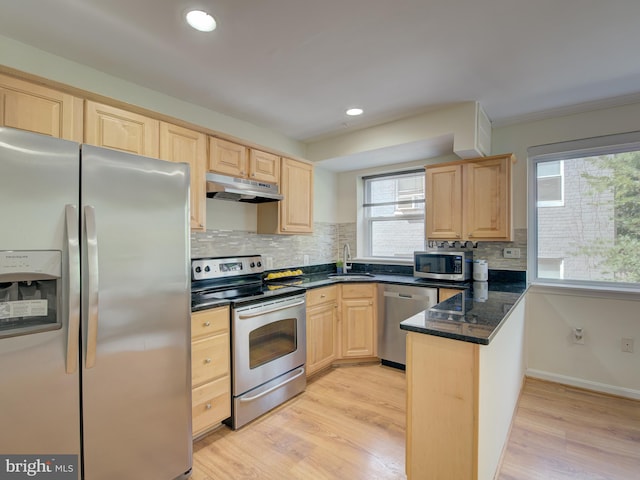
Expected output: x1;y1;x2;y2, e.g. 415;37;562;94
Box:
528;130;640;293
362;169;425;259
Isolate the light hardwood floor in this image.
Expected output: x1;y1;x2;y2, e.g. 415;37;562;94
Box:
191;365;640;480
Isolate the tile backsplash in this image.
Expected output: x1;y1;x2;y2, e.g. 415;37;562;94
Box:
191;224;527;272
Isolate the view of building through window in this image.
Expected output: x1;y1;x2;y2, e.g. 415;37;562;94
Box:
535;150;640;284
363;170;425;258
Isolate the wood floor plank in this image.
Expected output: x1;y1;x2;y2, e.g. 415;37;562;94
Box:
192;366;640;480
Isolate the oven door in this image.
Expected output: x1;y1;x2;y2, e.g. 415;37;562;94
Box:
232;293;306;396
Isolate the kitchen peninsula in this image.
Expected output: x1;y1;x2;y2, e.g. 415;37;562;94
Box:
400;285;527;480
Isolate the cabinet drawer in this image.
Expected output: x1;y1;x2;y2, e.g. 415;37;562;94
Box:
307;286;338;307
191;334;230;387
192;306;229;340
341;283;376;299
192;376;231;435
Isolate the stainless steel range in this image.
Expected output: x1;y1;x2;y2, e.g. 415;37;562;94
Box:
191;255;306;429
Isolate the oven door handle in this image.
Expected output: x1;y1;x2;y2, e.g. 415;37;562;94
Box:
238;367;306;403
237;299;305;319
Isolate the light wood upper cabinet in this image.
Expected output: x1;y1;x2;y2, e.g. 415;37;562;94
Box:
306;286;338;377
159;122;207;231
249;148;280;184
463;156;512;240
0;73;83;142
258;157;313;234
426;154;514;241
84;101;159;157
209;137;280;185
339;283;377;359
208;137;247;177
426;163;463;240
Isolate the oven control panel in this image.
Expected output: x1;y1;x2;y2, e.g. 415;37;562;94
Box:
192;255;264;281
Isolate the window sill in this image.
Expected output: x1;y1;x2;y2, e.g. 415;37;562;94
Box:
353;257;413;266
529;282;640;302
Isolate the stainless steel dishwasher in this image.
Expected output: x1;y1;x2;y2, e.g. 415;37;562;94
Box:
378;284;438;369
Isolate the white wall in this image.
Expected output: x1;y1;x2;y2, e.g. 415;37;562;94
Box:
492;104;640;398
478;296;526;480
0;35;305;158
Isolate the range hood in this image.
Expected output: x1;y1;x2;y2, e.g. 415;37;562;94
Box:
206;172;283;203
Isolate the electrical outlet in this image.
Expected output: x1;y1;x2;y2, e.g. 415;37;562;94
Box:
621;338;634;353
573;327;585;344
303;254;310;265
265;256;274;269
503;248;521;259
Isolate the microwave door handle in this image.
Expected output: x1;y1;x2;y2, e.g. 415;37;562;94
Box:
65;205;80;375
84;205;99;369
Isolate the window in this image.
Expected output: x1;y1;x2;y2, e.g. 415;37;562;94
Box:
537;160;564;206
528;131;640;289
363;170;425;258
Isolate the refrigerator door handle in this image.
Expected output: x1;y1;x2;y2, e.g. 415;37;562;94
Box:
65;204;80;374
84;205;99;369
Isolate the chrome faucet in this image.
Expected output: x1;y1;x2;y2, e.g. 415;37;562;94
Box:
343;243;352;273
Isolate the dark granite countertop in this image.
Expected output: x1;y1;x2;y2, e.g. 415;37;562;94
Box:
399;282;527;345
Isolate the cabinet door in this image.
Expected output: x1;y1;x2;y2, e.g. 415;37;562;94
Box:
439;288;463;302
464;156;512;240
0;74;83;142
249;149;280;184
426;164;463;240
84;101;159;157
341;297;376;358
160;122;207;231
306;302;338;376
208;137;247;177
280;157;313;233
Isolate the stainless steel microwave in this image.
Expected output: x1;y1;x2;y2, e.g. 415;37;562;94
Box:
413;251;473;281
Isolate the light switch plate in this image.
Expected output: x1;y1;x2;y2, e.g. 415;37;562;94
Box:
503;248;521;259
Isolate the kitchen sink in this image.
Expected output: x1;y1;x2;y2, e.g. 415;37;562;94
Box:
327;273;376;281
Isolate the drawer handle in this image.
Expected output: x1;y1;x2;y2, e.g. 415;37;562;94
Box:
205;403;212;410
320;294;326;298
203;321;211;327
204;358;212;364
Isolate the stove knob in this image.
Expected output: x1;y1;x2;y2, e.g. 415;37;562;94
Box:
256;261;262;268
204;266;210;272
195;266;202;273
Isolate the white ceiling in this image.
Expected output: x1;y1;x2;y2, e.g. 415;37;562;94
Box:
2;0;640;157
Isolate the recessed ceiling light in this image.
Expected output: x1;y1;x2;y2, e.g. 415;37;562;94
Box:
346;108;364;116
186;10;217;32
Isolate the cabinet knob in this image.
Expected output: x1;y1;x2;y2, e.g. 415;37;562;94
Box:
456;234;461;238
468;233;473;238
369;301;373;305
320;294;326;298
203;321;211;327
251;173;256;177
205;403;212;410
204;358;212;364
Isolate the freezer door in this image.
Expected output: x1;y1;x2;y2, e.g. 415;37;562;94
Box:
80;146;192;480
0;128;81;467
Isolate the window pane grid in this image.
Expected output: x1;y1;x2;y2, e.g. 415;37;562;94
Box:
530;135;640;289
363;170;425;258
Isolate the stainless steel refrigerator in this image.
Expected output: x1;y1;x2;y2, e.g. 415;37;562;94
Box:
0;127;192;479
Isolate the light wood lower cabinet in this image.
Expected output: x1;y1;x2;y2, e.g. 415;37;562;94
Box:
0;73;83;141
306;286;338;377
191;306;231;438
439;287;463;302
339;283;377;358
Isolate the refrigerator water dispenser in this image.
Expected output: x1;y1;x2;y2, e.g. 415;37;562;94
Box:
0;250;61;338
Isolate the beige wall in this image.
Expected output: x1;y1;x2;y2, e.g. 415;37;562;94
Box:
492;104;640;399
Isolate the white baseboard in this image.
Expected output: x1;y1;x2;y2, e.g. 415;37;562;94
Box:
526;369;640;400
